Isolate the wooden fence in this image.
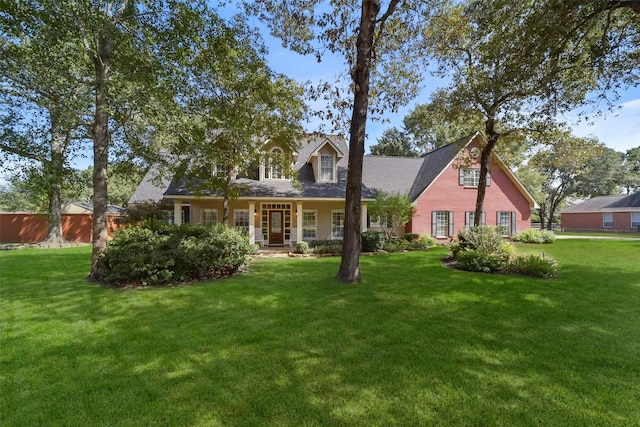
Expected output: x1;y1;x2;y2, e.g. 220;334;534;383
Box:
0;213;126;243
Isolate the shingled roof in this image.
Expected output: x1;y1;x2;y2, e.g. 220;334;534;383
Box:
129;132;516;205
561;192;640;213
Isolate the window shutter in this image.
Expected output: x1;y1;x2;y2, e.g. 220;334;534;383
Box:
465;211;470;226
481;211;486;225
431;211;437;237
487;170;491;186
459;169;465;186
511;212;517;235
366;214;370;229
448;211;454;237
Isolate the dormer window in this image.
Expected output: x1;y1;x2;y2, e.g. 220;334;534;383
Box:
320;154;335;182
213;161;227;178
265;147;286;180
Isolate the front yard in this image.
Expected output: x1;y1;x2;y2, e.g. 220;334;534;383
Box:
1;239;639;425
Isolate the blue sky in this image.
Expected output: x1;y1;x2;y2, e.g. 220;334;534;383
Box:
262;35;640;155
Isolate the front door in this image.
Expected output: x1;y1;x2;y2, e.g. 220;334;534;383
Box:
269;210;284;245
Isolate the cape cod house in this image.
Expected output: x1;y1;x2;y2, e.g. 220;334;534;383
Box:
128;132;537;245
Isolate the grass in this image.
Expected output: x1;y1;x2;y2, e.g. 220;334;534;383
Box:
1;240;639;426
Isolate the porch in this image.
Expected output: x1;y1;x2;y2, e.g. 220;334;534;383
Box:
169;198;368;247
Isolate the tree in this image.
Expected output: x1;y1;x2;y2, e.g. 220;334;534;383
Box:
523;130;606;230
367;192;414;241
243;0;438;282
369;128;418;157
402;94;484;154
1;4;91;243
158;12;305;223
425;0;640;227
621;147;640;194
573;147;626;198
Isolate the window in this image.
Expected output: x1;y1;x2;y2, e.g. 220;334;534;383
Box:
234;210;249;234
201;209;218;225
432;211;453;238
370;214;392;228
497;211;516;235
603;212;614;228
302;210;317;240
459;168;490;187
265;147;285;180
632;212;640;228
320;154;335;182
213;161;227;178
465;211;485;228
332;210;345;239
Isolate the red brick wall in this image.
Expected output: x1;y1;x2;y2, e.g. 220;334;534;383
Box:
407;150;532;239
561;211;634;233
0;213;126;243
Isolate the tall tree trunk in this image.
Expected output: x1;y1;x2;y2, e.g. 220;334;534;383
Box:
89;36;112;280
336;0;380;283
474;118;499;226
44;121;67;245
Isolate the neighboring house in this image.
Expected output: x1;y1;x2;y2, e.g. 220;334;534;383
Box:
129;132;537;245
560;192;640;233
62;201;126;215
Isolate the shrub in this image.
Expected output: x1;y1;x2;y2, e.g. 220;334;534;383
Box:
458;226;505;255
95;223;251;286
455;249;503;273
383;239;410;253
508;254;559;278
417;234;437;247
362;231;386;252
512;229;556;244
308;239;342;255
295;241;310;254
404;233;420;242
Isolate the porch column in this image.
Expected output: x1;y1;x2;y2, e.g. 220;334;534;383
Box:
361;202;368;233
248;201;255;245
296;201;303;244
173;199;182;225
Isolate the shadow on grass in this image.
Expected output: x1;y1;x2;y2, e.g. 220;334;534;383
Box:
1;245;639;425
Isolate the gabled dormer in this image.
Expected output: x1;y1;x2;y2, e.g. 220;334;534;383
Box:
307;138;344;183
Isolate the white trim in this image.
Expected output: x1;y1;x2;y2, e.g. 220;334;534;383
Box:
331;209;345;239
163;195;376;202
302;209;318;240
319;153;336;182
201;208;218;225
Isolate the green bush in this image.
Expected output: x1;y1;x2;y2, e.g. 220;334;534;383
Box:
295;241;310;254
404;233;420;242
383;239;410;253
458;226;505;255
508;254;559;278
455;249;503;273
95;223;251;286
308;239;342;255
362;231;386;252
512;229;556;244
418;234;437;247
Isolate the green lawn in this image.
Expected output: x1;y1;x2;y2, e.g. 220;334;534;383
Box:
1;240;639;426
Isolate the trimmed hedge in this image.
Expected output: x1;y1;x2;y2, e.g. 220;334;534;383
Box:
95;223;251;287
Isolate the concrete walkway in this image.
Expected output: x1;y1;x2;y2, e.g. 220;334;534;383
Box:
555;235;640;241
